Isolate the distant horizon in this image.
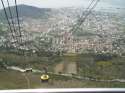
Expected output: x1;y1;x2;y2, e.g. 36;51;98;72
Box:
0;0;125;9
0;3;125;9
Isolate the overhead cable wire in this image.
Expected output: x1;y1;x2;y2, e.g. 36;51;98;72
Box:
71;0;100;32
6;0;20;46
78;0;100;26
6;0;24;53
0;0;15;40
15;0;22;38
14;0;25;55
71;0;97;32
79;0;95;19
14;0;29;55
7;0;17;34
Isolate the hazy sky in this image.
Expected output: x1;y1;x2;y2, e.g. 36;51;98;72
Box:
0;0;125;9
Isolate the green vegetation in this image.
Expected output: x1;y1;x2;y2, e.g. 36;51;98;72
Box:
77;53;125;80
0;51;125;88
96;61;112;67
0;51;62;72
0;71;125;89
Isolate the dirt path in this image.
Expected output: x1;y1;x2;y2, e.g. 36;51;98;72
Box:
66;62;77;74
54;62;64;74
54;61;77;74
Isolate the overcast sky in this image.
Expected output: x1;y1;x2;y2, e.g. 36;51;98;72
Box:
0;0;125;9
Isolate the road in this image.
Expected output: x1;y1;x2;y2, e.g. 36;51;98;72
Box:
5;65;125;83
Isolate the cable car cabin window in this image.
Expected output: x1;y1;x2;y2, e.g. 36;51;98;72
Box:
0;0;125;92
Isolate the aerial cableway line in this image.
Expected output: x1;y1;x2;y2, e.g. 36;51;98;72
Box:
0;0;24;54
14;0;24;54
79;0;95;20
15;0;22;38
71;0;100;32
14;0;30;55
6;0;17;35
6;0;21;46
0;0;16;40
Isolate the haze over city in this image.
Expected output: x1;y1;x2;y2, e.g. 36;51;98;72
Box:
0;0;125;9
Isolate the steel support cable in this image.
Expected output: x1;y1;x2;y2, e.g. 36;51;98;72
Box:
71;0;100;32
76;0;95;22
7;0;17;34
75;0;96;23
6;0;20;45
78;0;100;26
71;0;97;32
0;0;15;40
85;12;103;38
79;0;95;20
15;0;25;55
15;0;23;49
7;0;24;54
15;0;22;37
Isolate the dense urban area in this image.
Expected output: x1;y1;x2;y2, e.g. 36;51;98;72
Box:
0;6;125;55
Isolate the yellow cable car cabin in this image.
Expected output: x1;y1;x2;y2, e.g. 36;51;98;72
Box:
41;74;49;82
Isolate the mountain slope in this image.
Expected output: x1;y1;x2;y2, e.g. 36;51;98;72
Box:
0;4;51;20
